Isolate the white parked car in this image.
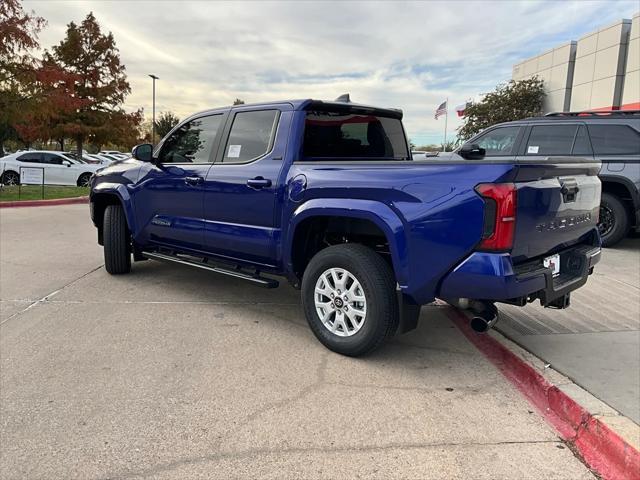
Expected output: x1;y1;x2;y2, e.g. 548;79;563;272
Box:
98;153;124;162
0;150;102;187
80;154;104;165
99;150;124;157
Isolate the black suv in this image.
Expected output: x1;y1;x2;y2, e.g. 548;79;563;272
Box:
455;110;640;247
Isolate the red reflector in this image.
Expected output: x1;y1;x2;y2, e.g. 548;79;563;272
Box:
475;183;517;251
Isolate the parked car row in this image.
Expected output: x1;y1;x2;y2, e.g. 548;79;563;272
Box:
0;150;104;187
0;149;132;187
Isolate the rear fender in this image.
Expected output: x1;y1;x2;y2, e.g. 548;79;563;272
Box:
285;198;408;287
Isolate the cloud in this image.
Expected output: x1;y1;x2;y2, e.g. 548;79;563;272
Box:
25;0;639;144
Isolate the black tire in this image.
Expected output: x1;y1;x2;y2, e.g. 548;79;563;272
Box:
1;170;19;186
77;173;92;187
301;244;398;357
103;204;131;274
599;193;629;247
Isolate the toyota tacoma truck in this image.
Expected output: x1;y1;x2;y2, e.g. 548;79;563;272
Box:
89;96;602;356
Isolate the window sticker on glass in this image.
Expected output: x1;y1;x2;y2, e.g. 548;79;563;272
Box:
227;145;242;158
527;145;539;154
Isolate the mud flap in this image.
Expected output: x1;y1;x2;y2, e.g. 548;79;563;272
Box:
397;291;421;334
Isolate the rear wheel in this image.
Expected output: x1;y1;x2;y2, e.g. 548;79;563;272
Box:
301;244;398;356
103;204;131;274
1;170;19;186
599;193;629;247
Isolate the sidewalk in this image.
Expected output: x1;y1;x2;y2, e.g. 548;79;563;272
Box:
496;237;640;424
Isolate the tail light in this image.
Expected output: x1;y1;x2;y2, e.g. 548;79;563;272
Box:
475;183;517;251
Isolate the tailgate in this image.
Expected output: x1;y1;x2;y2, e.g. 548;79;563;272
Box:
510;160;601;263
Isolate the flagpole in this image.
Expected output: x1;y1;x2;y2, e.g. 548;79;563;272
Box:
443;97;448;151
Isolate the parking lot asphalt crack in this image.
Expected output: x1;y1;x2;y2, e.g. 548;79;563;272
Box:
114;438;562;479
0;264;103;326
147;350;330;477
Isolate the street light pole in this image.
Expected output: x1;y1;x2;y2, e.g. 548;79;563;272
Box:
148;74;159;145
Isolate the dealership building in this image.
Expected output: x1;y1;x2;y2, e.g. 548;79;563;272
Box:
512;12;639;113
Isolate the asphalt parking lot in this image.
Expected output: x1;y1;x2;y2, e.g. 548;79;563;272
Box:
0;204;604;479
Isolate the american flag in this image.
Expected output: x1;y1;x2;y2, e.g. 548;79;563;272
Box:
434;101;447;119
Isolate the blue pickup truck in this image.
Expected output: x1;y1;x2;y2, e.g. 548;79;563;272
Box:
89;97;602;356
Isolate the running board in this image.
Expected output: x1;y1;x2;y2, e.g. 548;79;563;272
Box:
142;251;279;288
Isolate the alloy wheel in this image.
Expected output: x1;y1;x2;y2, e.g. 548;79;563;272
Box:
598;205;615;238
314;267;367;337
2;171;19;186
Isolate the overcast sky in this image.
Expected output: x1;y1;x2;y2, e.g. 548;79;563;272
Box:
24;0;638;145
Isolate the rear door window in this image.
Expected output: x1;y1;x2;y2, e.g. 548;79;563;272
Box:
222;110;279;163
303;111;408;160
473;126;521;156
17;153;42;163
587;124;640;155
525;125;577;155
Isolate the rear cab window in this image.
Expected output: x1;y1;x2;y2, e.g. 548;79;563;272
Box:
302;111;409;160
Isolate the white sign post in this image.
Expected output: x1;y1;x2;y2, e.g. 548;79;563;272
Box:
19;167;45;199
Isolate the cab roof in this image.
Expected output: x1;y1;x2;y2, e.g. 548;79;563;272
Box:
189;96;403;120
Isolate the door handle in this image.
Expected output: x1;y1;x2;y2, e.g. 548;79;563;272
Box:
184;176;203;186
246;177;272;189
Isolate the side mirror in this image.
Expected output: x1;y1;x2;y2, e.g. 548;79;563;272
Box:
132;143;154;162
62;160;72;167
459;143;486;159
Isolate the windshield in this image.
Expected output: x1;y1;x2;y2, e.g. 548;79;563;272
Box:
303;111;409;160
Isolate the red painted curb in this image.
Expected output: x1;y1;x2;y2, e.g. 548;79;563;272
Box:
446;307;640;480
0;196;89;208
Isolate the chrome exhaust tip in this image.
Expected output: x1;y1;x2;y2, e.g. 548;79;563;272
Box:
469;302;499;333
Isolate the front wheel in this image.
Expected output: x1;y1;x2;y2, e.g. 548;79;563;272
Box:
301;244;398;356
599;193;629;247
103;204;131;274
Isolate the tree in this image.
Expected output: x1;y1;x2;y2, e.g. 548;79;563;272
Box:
233;98;245;105
49;12;138;157
457;77;545;140
0;0;46;155
154;111;180;139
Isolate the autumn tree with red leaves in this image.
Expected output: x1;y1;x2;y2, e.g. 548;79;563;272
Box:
1;3;141;154
0;0;47;153
49;12;141;157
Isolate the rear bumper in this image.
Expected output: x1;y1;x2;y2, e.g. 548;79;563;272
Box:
438;243;601;307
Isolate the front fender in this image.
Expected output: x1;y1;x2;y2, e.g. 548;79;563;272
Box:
91;182;137;235
284;198;408;287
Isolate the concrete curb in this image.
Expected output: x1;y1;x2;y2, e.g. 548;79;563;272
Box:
445;307;640;480
0;196;89;208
